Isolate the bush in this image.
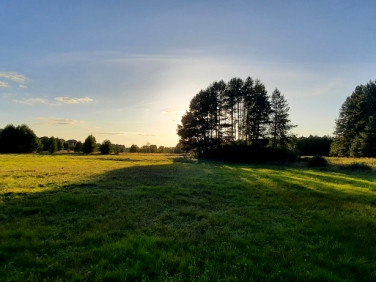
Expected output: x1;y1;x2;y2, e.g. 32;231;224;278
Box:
308;155;328;167
345;162;372;172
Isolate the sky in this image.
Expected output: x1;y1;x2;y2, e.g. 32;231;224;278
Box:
1;1;376;147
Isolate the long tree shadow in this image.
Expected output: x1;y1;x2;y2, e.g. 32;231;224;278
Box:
1;161;376;281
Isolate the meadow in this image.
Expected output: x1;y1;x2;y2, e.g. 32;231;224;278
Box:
1;154;376;281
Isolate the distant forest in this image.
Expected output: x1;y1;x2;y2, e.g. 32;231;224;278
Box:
0;125;179;155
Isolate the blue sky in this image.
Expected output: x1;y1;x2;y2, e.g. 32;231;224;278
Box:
1;1;376;146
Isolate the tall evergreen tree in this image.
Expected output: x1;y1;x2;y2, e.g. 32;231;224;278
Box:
223;78;243;140
331;80;376;157
269;89;296;148
246;80;271;142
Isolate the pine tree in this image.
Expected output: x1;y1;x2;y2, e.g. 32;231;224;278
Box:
331;80;376;156
269;89;296;148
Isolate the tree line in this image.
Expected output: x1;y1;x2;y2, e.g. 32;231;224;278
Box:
0;124;179;155
177;77;296;160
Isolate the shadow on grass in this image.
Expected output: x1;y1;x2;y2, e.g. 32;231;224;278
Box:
1;161;376;281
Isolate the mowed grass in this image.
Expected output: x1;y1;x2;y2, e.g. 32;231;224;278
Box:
1;154;376;281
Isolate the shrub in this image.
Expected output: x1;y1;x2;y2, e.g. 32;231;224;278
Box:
308;155;328;167
345;162;372;172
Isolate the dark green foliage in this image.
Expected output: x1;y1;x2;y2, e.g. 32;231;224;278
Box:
74;141;83;152
56;139;64;151
39;136;50;151
344;162;372;172
82;135;97;154
0;124;40;153
112;144;126;154
140;144;158;153
331;80;376;157
297;135;333;156
100;140;113;155
129;144;139;153
47;137;58;154
203;143;298;163
269;89;296;148
66;139;78;151
308;155;328;167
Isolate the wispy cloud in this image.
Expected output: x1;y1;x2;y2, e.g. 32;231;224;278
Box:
94;132;126;135
13;96;94;106
13;98;50;105
0;72;27;84
161;109;182;115
0;81;9;88
54;97;93;104
34;117;85;126
138;133;156;137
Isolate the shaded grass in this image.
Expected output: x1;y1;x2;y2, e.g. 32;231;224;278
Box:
1;154;376;280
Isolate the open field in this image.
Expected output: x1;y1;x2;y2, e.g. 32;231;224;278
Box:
1;154;376;281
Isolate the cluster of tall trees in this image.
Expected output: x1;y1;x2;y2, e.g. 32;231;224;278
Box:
177;77;295;157
0;124;40;153
331;80;376;157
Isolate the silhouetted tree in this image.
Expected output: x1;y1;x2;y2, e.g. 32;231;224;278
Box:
66;139;78;151
331;80;376;157
74;141;83;152
82;135;97;154
269;89;296;148
100;140;112;154
177;77;295;160
0;124;40;153
247;80;271;142
57;138;64;151
129;144;139;153
47;137;58;154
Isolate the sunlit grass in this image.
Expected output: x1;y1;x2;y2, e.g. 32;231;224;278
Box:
1;154;376;280
328;156;376;168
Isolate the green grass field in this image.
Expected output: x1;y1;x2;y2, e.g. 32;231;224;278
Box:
1;154;376;281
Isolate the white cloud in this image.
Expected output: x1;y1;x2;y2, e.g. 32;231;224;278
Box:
19;84;27;89
54;97;93;104
0;81;9;88
0;72;27;84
